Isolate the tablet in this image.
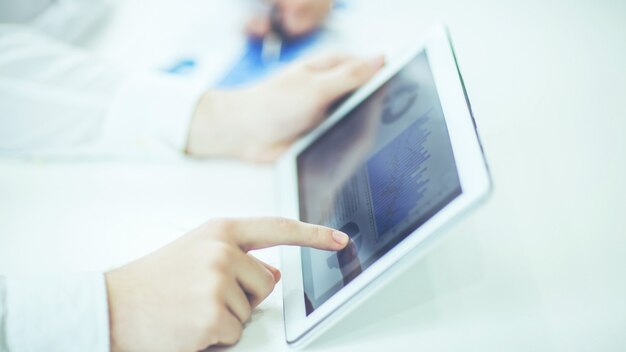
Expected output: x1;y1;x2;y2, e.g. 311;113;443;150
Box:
275;25;491;348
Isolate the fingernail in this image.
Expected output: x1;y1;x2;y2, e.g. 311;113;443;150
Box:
265;267;280;283
271;268;281;282
332;231;349;246
274;269;282;283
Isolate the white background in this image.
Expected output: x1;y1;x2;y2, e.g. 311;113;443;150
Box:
1;0;625;351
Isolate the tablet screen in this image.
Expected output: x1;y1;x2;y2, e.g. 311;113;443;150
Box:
296;50;462;314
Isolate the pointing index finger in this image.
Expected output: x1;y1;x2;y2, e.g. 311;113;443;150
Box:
228;217;349;252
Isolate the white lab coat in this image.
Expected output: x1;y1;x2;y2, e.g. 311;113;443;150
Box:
0;1;205;350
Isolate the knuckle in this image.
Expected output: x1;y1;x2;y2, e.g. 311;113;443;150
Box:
197;218;234;247
346;61;367;78
215;307;231;323
209;218;232;232
312;84;330;104
221;322;243;345
193;327;215;350
205;306;226;330
208;275;230;298
207;217;234;237
195;304;233;349
209;242;236;267
259;269;276;295
208;249;227;268
208;258;230;278
242;303;253;322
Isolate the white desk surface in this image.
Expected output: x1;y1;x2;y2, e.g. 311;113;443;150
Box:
1;0;625;351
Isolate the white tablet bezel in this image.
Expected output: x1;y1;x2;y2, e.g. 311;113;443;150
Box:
275;25;491;348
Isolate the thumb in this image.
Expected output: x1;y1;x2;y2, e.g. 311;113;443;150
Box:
317;55;385;103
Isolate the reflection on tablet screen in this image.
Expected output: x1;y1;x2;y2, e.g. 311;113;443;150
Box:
297;51;462;315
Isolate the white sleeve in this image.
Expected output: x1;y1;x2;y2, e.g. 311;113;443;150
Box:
0;0;114;44
0;274;110;352
27;0;112;43
0;24;206;160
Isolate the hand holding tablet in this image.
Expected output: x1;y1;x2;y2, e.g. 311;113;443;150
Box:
186;54;384;162
277;25;491;346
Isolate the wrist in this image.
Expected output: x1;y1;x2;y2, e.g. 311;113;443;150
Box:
185;90;249;159
186;90;225;157
185;89;279;162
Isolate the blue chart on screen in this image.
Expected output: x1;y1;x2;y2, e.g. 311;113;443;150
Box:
366;115;432;237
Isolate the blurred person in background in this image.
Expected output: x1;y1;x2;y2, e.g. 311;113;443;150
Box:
0;0;384;350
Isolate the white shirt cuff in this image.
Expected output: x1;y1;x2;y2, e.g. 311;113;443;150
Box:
4;274;110;352
103;71;206;157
